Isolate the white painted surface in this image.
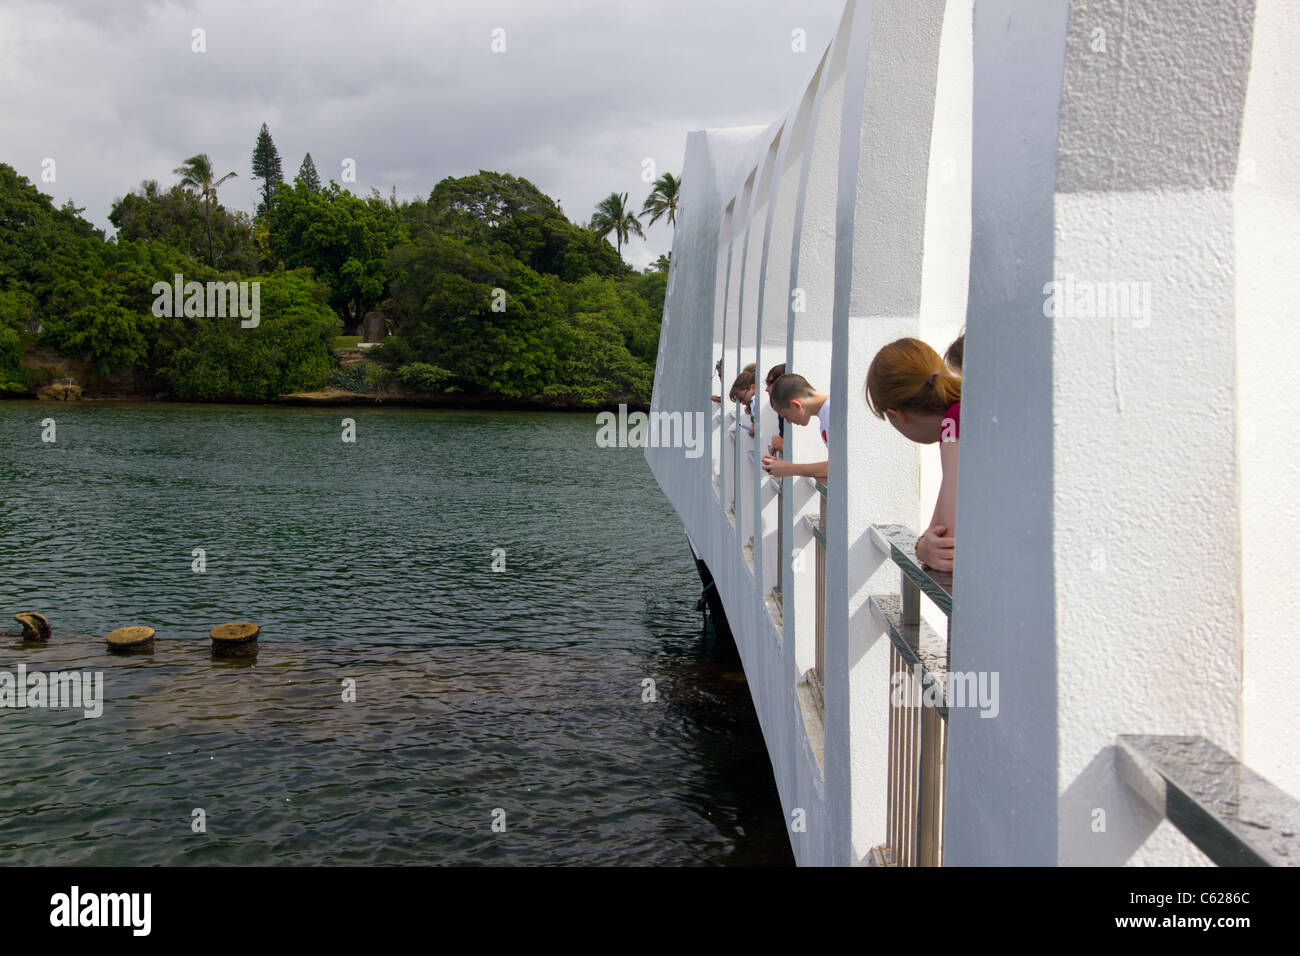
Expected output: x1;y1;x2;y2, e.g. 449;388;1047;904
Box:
649;0;1295;866
828;0;947;865
1236;0;1300;803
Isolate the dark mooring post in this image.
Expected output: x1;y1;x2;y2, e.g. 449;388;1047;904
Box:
210;622;259;658
106;626;155;655
14;613;51;642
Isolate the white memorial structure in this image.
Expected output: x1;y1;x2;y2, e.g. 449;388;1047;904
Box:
646;0;1299;866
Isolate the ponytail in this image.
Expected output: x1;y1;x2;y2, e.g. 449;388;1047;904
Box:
866;337;962;418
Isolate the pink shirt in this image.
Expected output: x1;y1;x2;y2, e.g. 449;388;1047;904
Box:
942;401;960;442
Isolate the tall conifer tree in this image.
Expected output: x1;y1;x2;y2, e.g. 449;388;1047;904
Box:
251;123;283;208
298;153;321;193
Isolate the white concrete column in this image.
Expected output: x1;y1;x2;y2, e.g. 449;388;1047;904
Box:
710;202;734;502
721;188;747;529
916;1;972;626
943;0;1065;868
1236;0;1300;802
784;11;847;693
755;125;797;614
738;156;771;578
828;0;947;866
949;0;1257;866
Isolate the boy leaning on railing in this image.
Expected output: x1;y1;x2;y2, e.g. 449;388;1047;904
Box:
761;373;829;481
762;363;788;453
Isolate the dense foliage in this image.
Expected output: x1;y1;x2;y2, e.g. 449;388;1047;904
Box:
0;135;671;406
162;270;338;400
109;180;257;274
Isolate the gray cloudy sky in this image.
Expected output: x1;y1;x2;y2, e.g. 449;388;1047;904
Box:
0;0;843;269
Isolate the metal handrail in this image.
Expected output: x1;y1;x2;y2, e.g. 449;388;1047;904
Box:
867;522;951;868
1116;734;1300;867
804;513;826;546
870;524;952;617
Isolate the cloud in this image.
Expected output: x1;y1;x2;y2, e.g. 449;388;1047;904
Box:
0;0;843;269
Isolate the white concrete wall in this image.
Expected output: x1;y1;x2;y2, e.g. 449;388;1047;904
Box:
649;0;1294;867
649;0;958;868
1236;0;1300;802
917;2;972;640
785;10;847;692
948;0;1272;866
829;0;948;865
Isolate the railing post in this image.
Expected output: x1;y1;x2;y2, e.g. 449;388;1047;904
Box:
917;702;946;866
815;491;826;687
901;572;920;628
870;523;953;868
887;644;902;864
776;483;784;607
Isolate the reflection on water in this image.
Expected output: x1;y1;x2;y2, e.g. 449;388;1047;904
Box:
0;402;792;866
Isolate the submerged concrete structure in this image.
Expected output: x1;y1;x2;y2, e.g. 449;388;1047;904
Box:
646;0;1299;866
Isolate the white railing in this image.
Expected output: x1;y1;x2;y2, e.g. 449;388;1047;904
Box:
800;480;828;712
867;525;952;867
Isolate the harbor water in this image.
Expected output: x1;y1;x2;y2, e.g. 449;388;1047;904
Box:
0;401;791;866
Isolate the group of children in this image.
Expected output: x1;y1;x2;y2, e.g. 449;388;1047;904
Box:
717;333;964;573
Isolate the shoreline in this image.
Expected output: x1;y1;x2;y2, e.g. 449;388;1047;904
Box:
0;388;650;413
10;346;650;413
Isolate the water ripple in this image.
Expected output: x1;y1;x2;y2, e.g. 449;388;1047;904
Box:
0;401;790;866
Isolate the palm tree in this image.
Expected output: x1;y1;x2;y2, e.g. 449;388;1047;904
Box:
174;153;238;267
641;172;681;227
589;192;645;257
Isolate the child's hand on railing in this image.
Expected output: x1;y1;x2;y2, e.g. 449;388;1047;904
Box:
762;455;797;478
768;434;784;455
916;524;953;572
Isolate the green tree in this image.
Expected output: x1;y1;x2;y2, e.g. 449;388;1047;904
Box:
174;153;239;267
589;192;644;258
0;168;171;380
297;153;321;193
541;275;658;405
430;170;560;231
383;234;563;397
0;163;102;290
423;171;624;280
251;123;283;209
109;179;256;274
35;237;202;377
0;326;23;391
37;243;147;376
395;362;455;392
624;269;668;336
543;310;652;406
161;269;336;400
641;172;681;227
0;160;668;406
263;179;407;328
0;288;35;391
566;274;659;365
